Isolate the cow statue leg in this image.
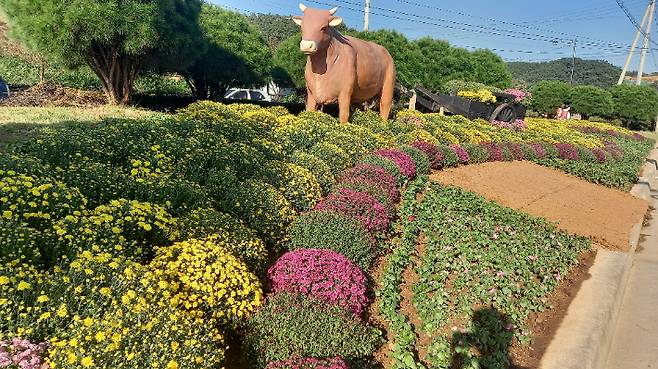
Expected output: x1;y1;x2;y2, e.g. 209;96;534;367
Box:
338;91;352;123
379;64;396;121
306;88;318;111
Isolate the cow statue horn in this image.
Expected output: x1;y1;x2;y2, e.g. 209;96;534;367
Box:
299;3;307;12
329;7;338;15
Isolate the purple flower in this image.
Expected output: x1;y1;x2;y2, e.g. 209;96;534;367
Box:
480;142;504;162
268;249;369;316
504;88;530;103
410;141;444;170
449;144;470;164
554;143;580;160
315;188;389;234
338;164;400;204
0;339;49;369
603;140;624;159
265;357;350;369
373;149;416;178
529;143;547;158
506;143;525;161
491;119;527;131
590;148;608;163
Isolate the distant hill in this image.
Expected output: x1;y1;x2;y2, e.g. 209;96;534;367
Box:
507;58;622;87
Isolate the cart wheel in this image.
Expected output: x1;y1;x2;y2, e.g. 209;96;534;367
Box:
490;103;517;123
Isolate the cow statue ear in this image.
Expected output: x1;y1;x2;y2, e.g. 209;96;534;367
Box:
292;16;303;26
329;16;343;27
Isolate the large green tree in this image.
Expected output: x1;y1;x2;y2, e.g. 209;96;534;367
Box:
508;58;622;87
272;34;307;88
185;5;272;100
249;13;300;51
530;80;572;116
0;0;204;104
610;84;658;130
570;85;614;119
470;49;512;89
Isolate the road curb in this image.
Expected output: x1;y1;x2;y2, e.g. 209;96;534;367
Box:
539;144;657;369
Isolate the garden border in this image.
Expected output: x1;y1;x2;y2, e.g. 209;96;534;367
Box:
539;143;658;369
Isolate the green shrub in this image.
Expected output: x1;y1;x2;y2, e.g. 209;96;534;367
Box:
324;131;369;162
350;109;389;132
359;155;405;186
400;145;430;175
290;151;335;194
309;142;351;176
462;143;489;164
610;84;658;130
219;179;297;244
0;220;45;265
174;208;268;272
243;293;382;368
530;80;572;116
130;178;211;216
288;211;376;270
570;85;614;119
133;72;191;96
53;199;176;263
438;145;460;167
259;161;323;212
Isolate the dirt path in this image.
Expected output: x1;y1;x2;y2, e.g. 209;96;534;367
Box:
431;161;648;252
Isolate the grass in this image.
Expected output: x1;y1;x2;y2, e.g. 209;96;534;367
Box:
0;106;167;150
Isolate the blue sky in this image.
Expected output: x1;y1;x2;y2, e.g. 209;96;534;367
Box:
212;0;658;72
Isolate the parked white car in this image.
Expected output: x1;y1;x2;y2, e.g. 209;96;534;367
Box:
224;88;271;102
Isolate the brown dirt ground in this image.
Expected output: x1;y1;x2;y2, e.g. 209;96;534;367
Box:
431;161;648;252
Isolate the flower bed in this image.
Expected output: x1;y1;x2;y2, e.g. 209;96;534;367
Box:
0;101;654;368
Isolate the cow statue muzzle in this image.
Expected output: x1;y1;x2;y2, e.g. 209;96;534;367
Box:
300;40;318;55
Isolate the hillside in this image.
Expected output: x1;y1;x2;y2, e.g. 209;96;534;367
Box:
508;58;622;87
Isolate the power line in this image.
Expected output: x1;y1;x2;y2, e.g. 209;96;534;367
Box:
391;0;632;50
309;0;654;53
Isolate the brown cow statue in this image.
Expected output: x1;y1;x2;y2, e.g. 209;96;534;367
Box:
292;3;396;123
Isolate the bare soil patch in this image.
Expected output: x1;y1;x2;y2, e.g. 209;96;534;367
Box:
0;82;106;107
431;161;648;252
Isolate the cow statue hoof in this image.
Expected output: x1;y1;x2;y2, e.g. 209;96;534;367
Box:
293;3;396;123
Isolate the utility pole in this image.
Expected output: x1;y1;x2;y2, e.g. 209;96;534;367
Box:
570;38;577;84
618;1;654;85
364;0;371;31
637;0;656;85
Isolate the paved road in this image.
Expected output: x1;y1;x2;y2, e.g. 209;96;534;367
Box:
605;190;658;369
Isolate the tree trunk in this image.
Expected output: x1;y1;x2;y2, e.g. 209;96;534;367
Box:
86;43;140;105
189;75;209;100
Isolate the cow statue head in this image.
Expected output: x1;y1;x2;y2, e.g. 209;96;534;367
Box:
292;3;343;55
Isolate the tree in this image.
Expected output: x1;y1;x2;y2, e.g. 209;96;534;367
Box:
249;13;301;51
272;34;307;89
184;5;272;100
610;84;658;130
350;29;423;88
0;0;204;104
530;80;572;116
508;58;622;87
470;49;512;89
569;85;614;119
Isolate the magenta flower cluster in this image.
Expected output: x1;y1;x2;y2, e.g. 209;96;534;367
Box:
315;188;389;234
411;141;444;169
506;143;525;161
529;143;548;158
0;339;49;369
449;144;470;164
480;143;504;162
603;140;624;159
268;249;369;316
590;148;608;163
339;164;400;204
491;119;527;131
554;143;580;160
504;88;531;102
265;357;349;369
373;149;417;178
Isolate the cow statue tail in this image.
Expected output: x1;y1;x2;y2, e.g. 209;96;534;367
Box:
379;61;396;121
